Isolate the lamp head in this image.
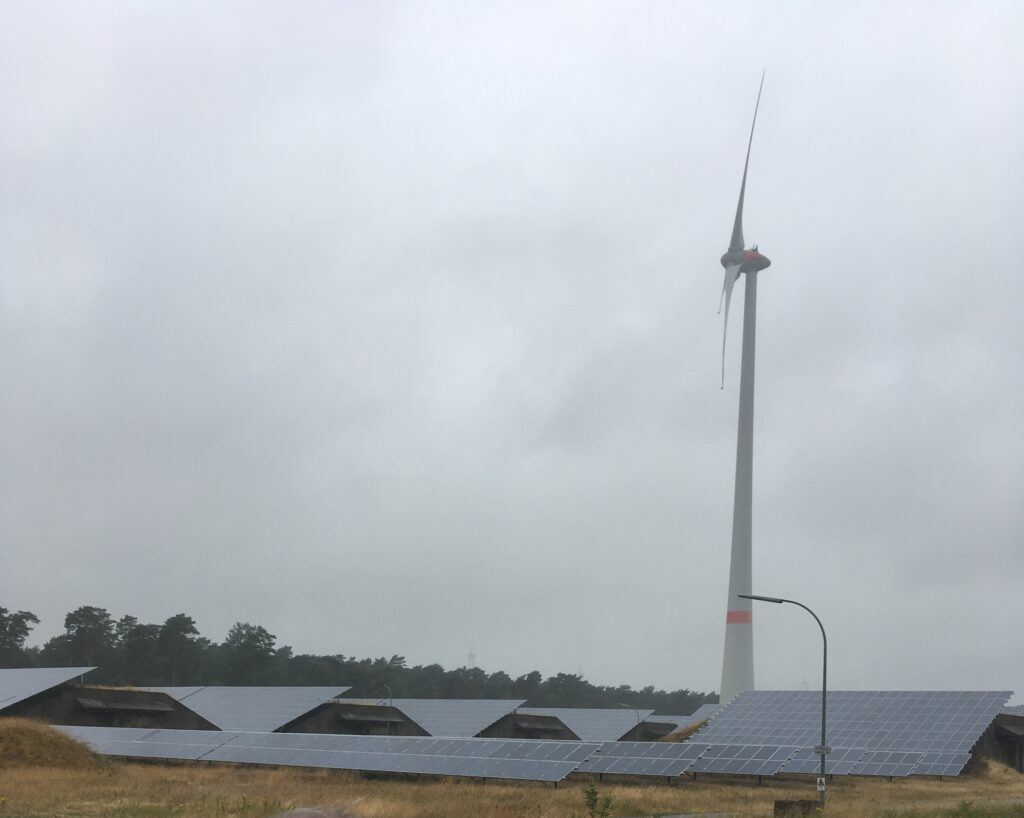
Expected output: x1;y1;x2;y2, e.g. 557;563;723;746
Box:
738;593;785;604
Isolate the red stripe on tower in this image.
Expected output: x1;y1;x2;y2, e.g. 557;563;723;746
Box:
726;610;753;624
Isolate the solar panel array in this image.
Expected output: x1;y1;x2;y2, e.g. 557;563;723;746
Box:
60;726;599;782
700;691;1009;751
694;690;1011;777
54;689;1012;782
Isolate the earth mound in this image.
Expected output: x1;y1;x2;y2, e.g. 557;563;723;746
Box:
0;718;99;769
658;719;707;742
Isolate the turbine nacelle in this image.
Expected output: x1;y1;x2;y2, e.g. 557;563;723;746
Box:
720;248;771;273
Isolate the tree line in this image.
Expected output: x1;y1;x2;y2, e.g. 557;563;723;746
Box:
0;605;716;713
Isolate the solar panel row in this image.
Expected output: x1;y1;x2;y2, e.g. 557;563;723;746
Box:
60;725;986;781
60;727;601;783
581;741;962;782
576;741;707;777
579;742;971;778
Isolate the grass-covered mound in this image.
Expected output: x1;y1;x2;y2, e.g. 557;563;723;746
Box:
0;717;99;769
658;719;707;742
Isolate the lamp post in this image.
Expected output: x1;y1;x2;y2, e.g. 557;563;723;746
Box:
739;594;828;808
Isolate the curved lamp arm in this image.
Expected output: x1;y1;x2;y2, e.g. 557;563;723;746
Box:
739;593;828;806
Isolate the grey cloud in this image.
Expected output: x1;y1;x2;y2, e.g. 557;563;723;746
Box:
1;1;1022;699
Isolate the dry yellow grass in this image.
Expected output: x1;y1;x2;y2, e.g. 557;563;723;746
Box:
0;717;101;770
1;724;1023;818
659;720;707;742
2;761;1023;818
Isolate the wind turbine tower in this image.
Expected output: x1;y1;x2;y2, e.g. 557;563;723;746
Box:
717;74;771;705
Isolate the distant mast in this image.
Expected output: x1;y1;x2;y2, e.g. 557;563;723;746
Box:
718;74;771;705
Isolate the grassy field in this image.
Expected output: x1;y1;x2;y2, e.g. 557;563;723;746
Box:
2;721;1023;818
3;761;1024;818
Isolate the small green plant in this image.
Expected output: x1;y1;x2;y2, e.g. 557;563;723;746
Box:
583;781;612;818
202;794;283;817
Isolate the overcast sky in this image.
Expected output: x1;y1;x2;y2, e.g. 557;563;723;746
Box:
2;1;1022;703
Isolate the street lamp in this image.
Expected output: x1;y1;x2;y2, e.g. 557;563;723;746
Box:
739;594;828;808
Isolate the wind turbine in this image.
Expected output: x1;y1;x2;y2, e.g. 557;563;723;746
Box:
718;73;771;706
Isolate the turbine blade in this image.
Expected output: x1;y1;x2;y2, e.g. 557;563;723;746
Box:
728;71;765;252
720;263;742;387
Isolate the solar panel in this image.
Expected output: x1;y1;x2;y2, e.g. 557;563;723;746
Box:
343;699;525;737
146;686;350;732
87;727;237;747
0;667;96;711
855;751;924;777
783;746;866;775
517;708;655;741
60;727;243;761
688;703;723;721
913;751;971;776
576;741;709;777
689;744;798;776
